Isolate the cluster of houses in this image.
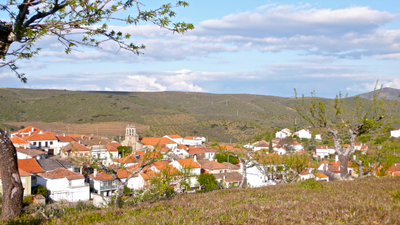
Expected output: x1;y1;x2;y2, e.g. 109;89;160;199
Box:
275;128;321;140
3;124;399;205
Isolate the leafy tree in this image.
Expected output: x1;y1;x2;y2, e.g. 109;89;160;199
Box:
294;84;397;179
197;174;219;192
268;140;274;154
117;146;132;158
0;0;193;219
352;144;400;178
215;151;239;164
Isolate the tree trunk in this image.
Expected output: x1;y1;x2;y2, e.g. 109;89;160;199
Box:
239;158;247;188
0;129;23;220
113;182;125;207
339;154;350;179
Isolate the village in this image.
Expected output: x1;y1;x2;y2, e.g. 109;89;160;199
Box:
3;123;400;207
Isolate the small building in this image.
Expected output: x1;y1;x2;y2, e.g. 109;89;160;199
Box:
182;136;206;146
24;132;59;155
275;129;292;139
294;129;312;139
201;161;229;174
16;147;47;160
37;168;89;202
390;129;400;138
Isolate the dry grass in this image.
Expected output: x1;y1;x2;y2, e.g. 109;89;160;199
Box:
15;176;397;225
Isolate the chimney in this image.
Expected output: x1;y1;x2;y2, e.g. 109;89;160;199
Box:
63;133;65;137
335;155;339;163
193;154;197;162
94;169;97;177
32;127;34;132
80;166;83;174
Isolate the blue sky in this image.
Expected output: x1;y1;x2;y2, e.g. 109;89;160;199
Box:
1;0;400;98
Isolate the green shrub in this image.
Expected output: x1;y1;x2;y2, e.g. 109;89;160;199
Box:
298;179;323;190
197;174;219;192
32;185;48;196
23;195;33;206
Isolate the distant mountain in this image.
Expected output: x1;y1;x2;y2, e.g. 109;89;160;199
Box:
358;87;400;100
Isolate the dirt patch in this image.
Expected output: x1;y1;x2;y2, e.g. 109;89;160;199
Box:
3;121;149;137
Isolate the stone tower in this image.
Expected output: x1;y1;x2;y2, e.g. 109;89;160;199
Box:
121;124;142;151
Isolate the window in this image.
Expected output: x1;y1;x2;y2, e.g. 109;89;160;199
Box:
33;142;37;145
45;142;48;147
50;141;53;145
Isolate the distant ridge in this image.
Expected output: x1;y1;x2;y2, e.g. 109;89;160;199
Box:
358;87;400;101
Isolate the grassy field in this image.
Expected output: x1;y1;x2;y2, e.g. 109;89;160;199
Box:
1;88;399;142
7;177;400;224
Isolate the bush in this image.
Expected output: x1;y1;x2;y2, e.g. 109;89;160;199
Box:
298;179;323;190
197;174;219;192
23;195;33;206
32;185;48;196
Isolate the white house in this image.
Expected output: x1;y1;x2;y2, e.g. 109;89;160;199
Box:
37;168;90;202
316;145;335;158
10;136;30;148
253;141;270;151
89;166;147;196
170;158;201;188
16;147;47;160
10;126;41;138
182;136;206;146
164;134;184;144
245;165;277;187
315;134;322;141
295;129;312;139
290;141;303;152
141;137;178;150
391;129;400;138
275;129;292;139
24;132;59;155
170;144;189;159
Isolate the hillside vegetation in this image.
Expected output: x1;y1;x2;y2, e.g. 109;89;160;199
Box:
7;177;400;224
1;88;399;142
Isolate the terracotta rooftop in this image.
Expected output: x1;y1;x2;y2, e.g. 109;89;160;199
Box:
16;148;46;157
18;158;44;174
57;135;75;142
188;147;217;155
141;137;177;146
202;161;229;171
15;126;41;134
221;162;240;171
39;168;84;180
175;159;200;168
107;142;121;151
25;133;57;141
89;168;135;181
61;141;90;152
10;136;29;144
314;172;329;178
214;172;242;182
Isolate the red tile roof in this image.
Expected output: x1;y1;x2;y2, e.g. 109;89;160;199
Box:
57;135;75;142
15;126;41;134
39;168;84;180
10;136;29;144
314;172;328;178
188;147;217;155
202;161;229;171
89;168;135;181
25;133;57;141
141;137;176;146
16;148;46;157
18;158;44;174
176;159;200;168
107;142;121;152
61;141;90;152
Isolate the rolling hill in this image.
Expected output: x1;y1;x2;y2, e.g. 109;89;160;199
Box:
0;88;398;142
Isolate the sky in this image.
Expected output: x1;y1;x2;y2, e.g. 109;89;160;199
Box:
1;0;400;98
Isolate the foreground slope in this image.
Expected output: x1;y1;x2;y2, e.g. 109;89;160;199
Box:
43;177;400;224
